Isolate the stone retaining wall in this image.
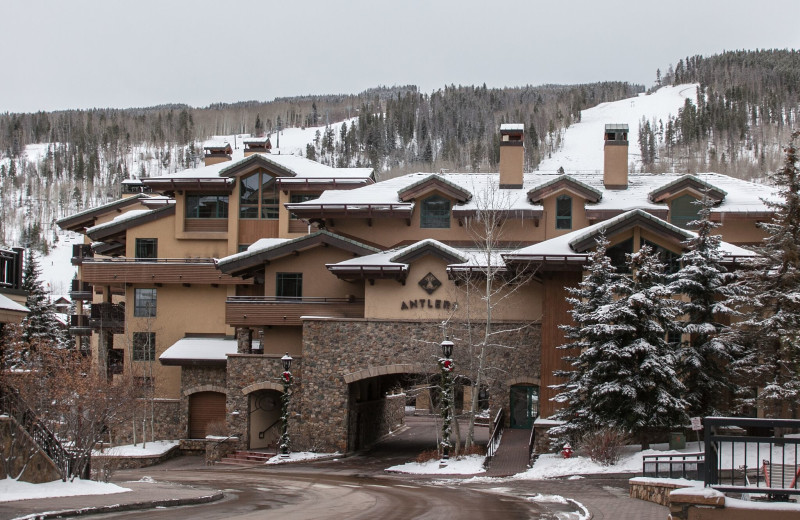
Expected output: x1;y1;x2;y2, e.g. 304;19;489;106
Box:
91;445;180;472
629;477;698;506
0;416;62;484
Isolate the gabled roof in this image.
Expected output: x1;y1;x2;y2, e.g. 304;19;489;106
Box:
397;174;472;203
504;208;756;268
649;174;727;203
390;239;468;264
216;230;380;277
218;153;296;179
56;194;150;232
527;175;602;203
86;204;176;242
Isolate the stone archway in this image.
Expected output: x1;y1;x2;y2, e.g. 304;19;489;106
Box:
242;381;284;450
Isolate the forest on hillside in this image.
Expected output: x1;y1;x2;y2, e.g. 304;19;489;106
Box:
638;49;800;178
1;49;799;253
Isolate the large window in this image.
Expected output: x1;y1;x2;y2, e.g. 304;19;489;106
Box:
290;193;318;219
186;194;229;218
134;288;157;317
132;332;155;361
420;195;451;228
135;238;157;259
670;194;700;229
556;195;572;230
276;273;302;298
240;171;279;219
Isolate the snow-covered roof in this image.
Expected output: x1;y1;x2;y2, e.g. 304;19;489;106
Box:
505;209;757;264
0;293;29;314
159;337;238;366
290;170;775;217
86;209;152;234
500;123;524;131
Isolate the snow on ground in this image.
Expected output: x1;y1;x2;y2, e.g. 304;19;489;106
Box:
538;84;697;174
92;440;179;457
386;454;486;475
0;478;130;503
265;451;342;464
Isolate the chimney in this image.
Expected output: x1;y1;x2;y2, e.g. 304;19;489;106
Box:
203;142;233;166
603;124;628;189
499;124;524;188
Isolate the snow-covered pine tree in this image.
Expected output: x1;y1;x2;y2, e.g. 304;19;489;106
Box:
668;193;739;417
21;249;64;349
733;130;800;418
554;241;686;448
551;234;621;441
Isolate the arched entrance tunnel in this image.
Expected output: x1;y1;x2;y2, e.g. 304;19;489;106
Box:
346;371;488;456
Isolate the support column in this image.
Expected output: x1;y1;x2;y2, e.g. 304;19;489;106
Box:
236;327;253;354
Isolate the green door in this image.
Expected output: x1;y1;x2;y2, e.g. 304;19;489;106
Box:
510;385;539;429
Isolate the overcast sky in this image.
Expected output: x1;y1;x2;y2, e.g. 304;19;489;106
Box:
2;0;799;113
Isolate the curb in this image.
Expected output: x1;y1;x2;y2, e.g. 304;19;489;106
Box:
11;491;225;520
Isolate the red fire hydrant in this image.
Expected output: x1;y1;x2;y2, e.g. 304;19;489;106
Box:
561;443;573;459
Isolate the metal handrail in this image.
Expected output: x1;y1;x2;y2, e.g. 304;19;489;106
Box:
486;409;505;460
0;384;78;480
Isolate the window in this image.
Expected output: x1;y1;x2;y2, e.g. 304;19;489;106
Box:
240;171;278;219
670;194;700;229
555;195;572;229
420;195;451;228
641;238;681;274
135;238;157;259
276;273;302;298
134;288;157;317
132;332;155;361
186;194;229;218
607;237;633;272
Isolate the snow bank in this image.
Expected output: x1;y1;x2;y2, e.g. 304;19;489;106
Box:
386;454;486;475
92;440;178;457
0;478;130;503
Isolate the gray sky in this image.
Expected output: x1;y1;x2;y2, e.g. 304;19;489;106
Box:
3;0;799;113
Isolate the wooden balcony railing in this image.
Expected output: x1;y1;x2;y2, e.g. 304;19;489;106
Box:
71;244;94;265
80;258;251;285
226;296;365;326
69;314;92;336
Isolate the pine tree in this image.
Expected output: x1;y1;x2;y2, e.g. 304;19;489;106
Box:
553;242;686;448
21;249;64;349
551;235;621;440
669;194;739;416
733;131;800;418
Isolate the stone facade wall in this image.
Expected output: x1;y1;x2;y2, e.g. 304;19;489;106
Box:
299;318;541;453
92;445;179;472
108;399;181;446
180;365;227;443
226;354;303;451
0;416;62;484
347;393;406;451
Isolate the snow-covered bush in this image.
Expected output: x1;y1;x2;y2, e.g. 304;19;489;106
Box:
579;428;630;466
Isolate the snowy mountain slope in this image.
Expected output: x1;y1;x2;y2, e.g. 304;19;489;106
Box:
538;84;697;173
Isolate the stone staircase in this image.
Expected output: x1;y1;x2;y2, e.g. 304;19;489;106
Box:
219;449;278;466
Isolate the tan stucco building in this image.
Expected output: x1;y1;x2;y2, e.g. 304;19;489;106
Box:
58;125;774;453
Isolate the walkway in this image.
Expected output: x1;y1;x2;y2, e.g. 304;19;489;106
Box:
485;428;532;477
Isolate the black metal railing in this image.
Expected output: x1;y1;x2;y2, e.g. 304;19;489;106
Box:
71;244;93;265
643;452;705;480
0;384;78;480
485;408;505;462
227;296;365;304
89;302;125;330
704;417;800;499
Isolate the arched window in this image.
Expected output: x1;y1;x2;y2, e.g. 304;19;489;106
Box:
670;194;700;229
420;195;451;228
556;195;572;229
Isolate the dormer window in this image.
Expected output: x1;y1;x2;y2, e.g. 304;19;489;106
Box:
556;195;572;230
670;194;700;229
240;171;279;220
420;195;451;229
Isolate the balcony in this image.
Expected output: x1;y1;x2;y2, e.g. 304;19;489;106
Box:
80;258;251;286
89;303;125;333
69;280;94;300
71;244;94;265
69;314;92;336
226;296;365;327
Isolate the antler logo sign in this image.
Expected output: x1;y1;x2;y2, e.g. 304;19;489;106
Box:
418;272;441;295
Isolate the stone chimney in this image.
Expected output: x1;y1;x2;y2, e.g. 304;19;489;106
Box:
203;142;233;166
603;124;628;189
499;124;524;188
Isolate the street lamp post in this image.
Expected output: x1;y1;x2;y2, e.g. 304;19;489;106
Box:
280;352;293;458
439;338;455;463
